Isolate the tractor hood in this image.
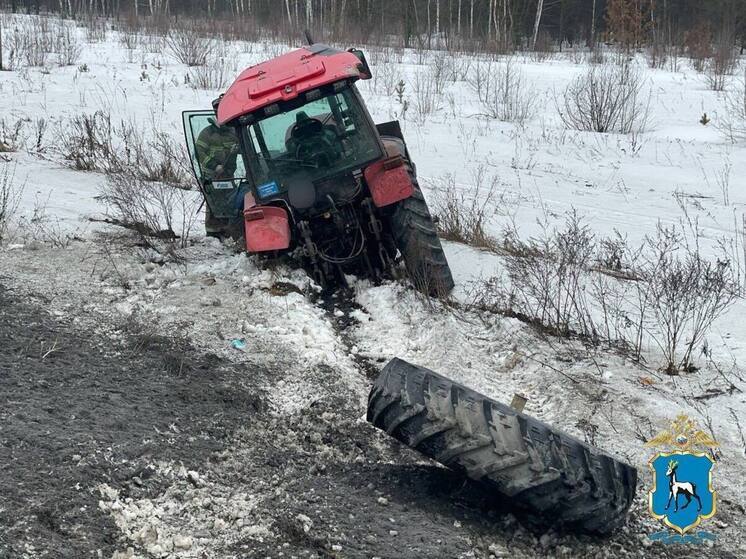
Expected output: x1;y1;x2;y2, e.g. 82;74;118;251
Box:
216;44;371;126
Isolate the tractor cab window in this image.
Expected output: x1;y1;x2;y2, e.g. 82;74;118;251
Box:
183;111;247;219
244;86;381;189
186;115;245;184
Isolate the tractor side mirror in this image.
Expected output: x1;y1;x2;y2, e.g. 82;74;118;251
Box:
348;48;372;80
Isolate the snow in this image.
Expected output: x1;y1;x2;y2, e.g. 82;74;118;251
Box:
97;463;268;558
2;12;746;556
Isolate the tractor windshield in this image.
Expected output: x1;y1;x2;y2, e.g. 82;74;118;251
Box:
243;86;381;193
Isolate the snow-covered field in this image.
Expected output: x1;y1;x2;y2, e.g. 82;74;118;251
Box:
1;13;746;558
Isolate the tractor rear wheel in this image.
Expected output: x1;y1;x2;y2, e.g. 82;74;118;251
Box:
387;161;454;297
367;359;638;534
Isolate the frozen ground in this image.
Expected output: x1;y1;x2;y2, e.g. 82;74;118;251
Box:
1;13;745;559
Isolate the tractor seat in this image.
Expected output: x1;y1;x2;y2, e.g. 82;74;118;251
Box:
290;112;323;140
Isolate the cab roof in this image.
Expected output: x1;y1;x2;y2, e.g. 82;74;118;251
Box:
216;44;370;126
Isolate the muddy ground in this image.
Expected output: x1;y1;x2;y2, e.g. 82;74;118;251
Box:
0;239;740;558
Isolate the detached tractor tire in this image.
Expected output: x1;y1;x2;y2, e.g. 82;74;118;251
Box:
385;153;454;297
367;359;637;534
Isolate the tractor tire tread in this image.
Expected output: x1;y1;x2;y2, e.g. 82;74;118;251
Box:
382;139;454;296
367;359;637;534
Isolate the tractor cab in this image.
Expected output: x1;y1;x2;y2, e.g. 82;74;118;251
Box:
181;43;452;295
183;44;378;231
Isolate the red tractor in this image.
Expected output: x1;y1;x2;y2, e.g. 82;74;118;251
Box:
183;43;453;295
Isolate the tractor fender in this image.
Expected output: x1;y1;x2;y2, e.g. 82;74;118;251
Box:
243;193;291;253
364;156;415;208
365;136;415;208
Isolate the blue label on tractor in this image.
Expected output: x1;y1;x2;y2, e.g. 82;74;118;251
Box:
257;181;280;198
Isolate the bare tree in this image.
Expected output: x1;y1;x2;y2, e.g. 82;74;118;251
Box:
590;0;597;47
532;0;544;49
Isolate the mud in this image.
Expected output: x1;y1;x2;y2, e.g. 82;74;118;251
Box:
0;283;264;557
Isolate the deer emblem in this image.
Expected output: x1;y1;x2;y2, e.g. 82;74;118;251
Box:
665;460;702;512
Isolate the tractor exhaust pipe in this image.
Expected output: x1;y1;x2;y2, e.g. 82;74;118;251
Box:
304;29;315;45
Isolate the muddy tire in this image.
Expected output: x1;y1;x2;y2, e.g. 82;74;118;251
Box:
387;162;454;297
367;359;637;534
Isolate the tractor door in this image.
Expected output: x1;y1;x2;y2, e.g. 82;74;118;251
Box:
182;110;247;220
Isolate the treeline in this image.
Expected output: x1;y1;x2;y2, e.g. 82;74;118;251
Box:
2;1;745;53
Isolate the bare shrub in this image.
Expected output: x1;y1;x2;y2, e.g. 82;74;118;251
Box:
469;57;536;124
498;211;598;338
568;46;587;65
557;62;650;134
735;214;746;293
119;29;139;50
645;41;668;69
83;17;107;43
529;31;555;62
704;35;737;92
429;51;452;95
470;212;736;373
140;32;164;54
55;111;191;187
57;111;116;172
0;161;24;245
722;68;746;141
165;29;216;66
189;47;233;90
29;117;48;153
640;225;738;374
19;25;51;67
55;24;82;66
0;118;25;152
704;60;727;91
589;48;606;65
667;45;683;73
100;171;201;251
17;192;74;248
5;19;82;69
411;71;441;124
467;58;491;101
116;121;191;187
430;167;498;249
373;60;400;96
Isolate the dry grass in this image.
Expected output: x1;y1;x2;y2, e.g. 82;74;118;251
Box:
430;168;499;250
0;161;24;244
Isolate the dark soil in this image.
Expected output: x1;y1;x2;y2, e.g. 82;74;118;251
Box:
0;283;265;558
